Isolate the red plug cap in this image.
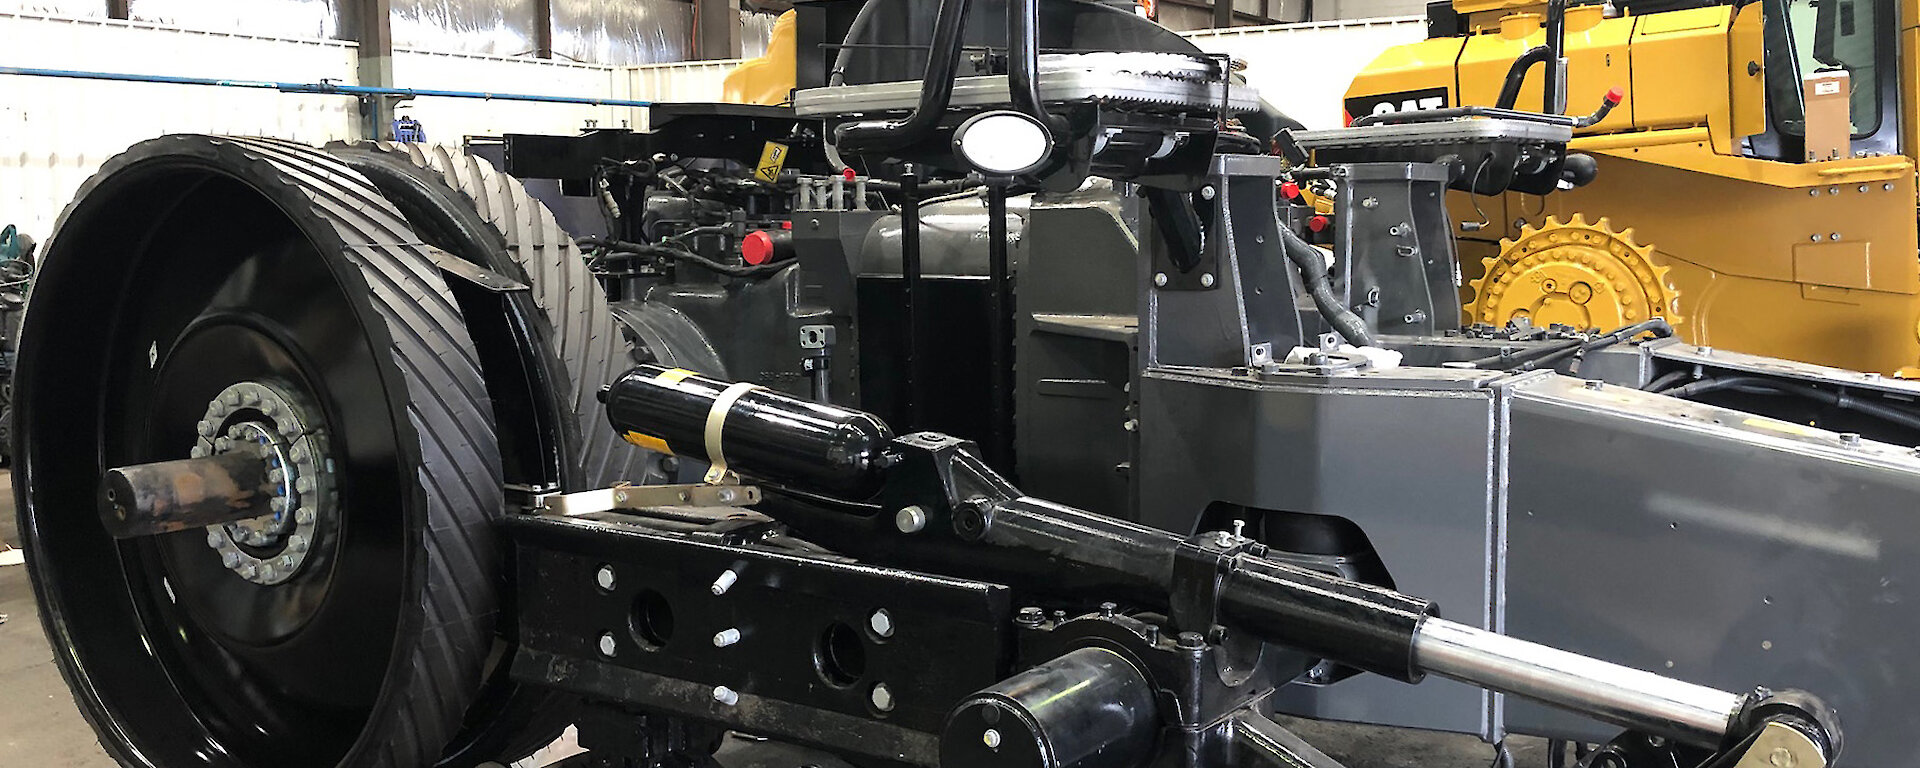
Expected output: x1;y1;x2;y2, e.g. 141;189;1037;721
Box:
843;168;857;181
780;220;793;230
1308;215;1330;233
1280;181;1302;200
1606;87;1625;105
742;230;776;265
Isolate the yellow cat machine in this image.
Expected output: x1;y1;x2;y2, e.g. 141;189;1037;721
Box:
1343;0;1920;375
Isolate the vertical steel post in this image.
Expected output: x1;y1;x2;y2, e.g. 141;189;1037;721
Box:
354;0;395;141
985;180;1015;474
900;167;926;429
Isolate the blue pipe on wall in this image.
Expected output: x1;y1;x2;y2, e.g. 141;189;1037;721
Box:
0;65;656;108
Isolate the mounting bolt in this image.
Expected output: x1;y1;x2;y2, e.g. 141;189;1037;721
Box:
869;609;895;638
1769;747;1796;767
716;487;738;504
598;633;618;657
1583;379;1603;390
713;685;740;706
1015;606;1045;628
1099;602;1117;618
1200;273;1216;288
713;628;742;647
1698;346;1714;357
1199;185;1216;200
983;729;1003;749
1153;272;1169;287
1177;631;1205;650
288;535;309;554
895;506;928;533
1839;432;1863;447
870;683;895;712
711;569;739;595
596;565;617;591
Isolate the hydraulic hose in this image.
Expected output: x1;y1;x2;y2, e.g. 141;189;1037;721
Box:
1466;318;1672;372
828;0;883;87
579;237;791;279
832;0;972;155
1280;227;1375;347
1495;46;1553;111
1658;375;1920;432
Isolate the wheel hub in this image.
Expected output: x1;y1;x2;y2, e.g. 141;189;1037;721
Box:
191;380;332;585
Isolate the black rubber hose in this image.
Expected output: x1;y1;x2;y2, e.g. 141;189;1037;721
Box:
1468;318;1673;372
579;237;792;279
833;0;972;154
1496;46;1553;110
1661;376;1920;432
829;0;882;87
1280;227;1375;347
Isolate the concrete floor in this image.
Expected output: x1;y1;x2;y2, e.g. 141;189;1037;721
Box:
0;474;1555;768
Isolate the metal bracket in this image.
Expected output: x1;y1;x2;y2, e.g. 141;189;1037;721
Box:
424;247;531;293
537;483;763;517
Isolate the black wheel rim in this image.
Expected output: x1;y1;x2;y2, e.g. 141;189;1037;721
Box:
14;138;471;768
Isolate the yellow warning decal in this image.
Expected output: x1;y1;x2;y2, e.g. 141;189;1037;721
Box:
623;431;674;455
655;368;696;384
753;141;789;184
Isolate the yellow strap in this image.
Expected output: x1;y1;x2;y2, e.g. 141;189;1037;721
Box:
655;367;697;384
704;382;762;484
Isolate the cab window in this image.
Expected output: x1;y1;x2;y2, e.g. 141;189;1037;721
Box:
1762;0;1889;139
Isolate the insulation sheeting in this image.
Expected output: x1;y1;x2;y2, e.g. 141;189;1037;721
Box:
552;0;693;65
127;0;350;40
391;0;540;55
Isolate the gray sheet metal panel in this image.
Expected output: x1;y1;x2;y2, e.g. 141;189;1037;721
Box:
128;0;350;39
1502;375;1920;767
552;0;691;64
1016;198;1141;517
391;0;537;54
1136;366;1507;738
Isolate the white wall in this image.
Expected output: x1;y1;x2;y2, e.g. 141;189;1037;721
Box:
1186;17;1426;129
0;11;750;239
0;9;1426;239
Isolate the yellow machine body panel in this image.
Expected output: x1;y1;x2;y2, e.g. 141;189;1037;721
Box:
1347;0;1920;375
723;10;799;105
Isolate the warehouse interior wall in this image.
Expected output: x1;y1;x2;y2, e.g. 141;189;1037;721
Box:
0;6;1423;242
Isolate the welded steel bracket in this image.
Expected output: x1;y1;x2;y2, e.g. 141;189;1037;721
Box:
535;483;763;517
422;246;530;293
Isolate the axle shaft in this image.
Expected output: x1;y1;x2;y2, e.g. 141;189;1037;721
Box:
100;448;278;538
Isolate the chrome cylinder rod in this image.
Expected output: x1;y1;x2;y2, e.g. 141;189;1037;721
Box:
1413;617;1745;749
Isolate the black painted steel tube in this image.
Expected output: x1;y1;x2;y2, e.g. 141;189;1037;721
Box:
833;0;972;154
1007;0;1067;137
100;447;276;538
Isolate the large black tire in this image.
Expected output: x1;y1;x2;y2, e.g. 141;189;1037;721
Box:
331;141;662;490
14;135;504;768
326;141;673;764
